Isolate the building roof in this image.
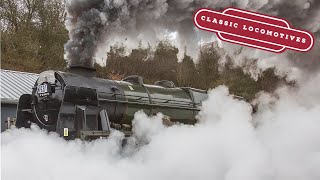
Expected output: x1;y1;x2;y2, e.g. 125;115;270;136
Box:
1;69;38;104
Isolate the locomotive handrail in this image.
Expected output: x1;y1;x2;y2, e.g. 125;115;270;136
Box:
98;91;193;105
98;97;200;111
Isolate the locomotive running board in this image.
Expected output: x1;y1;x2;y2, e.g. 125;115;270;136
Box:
80;130;132;140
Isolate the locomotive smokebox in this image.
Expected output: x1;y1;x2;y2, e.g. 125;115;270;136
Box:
68;64;96;77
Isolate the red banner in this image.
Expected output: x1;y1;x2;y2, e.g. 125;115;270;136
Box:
194;8;314;53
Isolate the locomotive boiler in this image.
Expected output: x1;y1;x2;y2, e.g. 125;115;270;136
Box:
16;66;208;140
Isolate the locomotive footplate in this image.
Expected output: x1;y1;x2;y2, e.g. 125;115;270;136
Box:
80;130;133;140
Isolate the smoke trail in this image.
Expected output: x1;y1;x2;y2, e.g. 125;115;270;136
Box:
64;0;319;71
220;0;320;80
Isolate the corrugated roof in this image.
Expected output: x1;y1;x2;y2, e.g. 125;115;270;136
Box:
1;69;38;104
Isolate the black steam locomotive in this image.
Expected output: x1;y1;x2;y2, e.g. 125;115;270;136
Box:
16;66;208;140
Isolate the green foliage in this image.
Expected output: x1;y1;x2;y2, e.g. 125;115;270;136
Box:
176;53;197;87
1;0;67;72
197;43;220;89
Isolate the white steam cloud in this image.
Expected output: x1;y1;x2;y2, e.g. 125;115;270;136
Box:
2;82;320;180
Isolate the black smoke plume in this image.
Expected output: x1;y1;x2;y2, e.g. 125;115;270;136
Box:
64;0;320;75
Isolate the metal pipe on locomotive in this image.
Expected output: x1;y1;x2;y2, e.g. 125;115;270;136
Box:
16;65;208;140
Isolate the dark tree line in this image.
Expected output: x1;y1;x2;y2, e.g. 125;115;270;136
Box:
95;41;284;100
1;0;285;100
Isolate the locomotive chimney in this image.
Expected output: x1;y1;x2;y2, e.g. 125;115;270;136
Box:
68;64;96;77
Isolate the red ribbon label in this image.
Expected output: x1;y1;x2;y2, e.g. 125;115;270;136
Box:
194;8;314;53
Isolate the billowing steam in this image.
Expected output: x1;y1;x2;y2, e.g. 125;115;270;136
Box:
2;82;320;180
64;0;320;71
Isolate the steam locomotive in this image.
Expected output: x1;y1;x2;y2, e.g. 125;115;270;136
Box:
16;66;208;140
